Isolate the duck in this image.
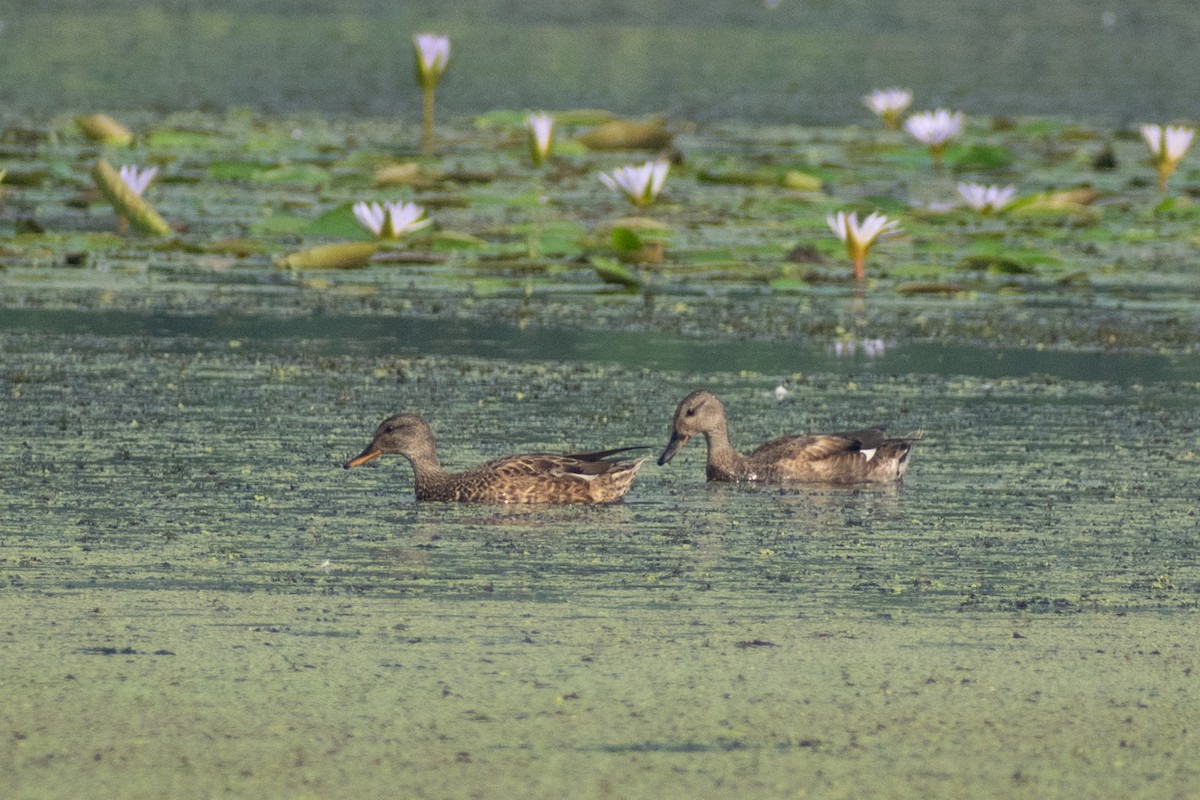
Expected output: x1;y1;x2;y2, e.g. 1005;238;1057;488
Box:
344;413;648;503
658;390;920;484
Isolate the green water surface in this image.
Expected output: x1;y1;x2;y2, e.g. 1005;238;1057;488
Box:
2;106;1199;797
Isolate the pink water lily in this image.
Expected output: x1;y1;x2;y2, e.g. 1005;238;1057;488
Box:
118;164;157;196
413;33;450;90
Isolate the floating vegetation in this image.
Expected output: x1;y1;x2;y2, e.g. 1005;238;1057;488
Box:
75;112;134;145
90;158;173;237
0;110;1196;351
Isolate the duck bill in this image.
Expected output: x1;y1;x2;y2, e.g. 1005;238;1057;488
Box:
657;432;690;466
344;446;382;469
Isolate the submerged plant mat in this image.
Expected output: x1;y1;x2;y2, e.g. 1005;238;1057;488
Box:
2;111;1200;798
3;329;1199;798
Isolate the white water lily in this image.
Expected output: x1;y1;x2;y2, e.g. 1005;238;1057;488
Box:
353;200;432;239
1140;123;1195;191
826;210;901;282
413;33;450;90
904;109;964;169
833;338;887;358
957;182;1017;214
864;88;912;129
598;159;670;206
527;113;555;166
118;164;157;196
414;33;450;154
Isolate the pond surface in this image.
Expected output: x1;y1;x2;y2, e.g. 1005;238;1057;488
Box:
2;299;1198;798
5;1;1200;122
2;107;1200;797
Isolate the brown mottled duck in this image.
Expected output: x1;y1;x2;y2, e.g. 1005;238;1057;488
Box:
345;413;647;503
658;390;920;484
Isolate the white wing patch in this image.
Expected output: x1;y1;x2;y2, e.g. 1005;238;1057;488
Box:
860;448;877;461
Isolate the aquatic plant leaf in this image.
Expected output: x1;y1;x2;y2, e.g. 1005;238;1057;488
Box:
432;231;488;251
90;159;173;237
1010;187;1099;212
0;168;48;187
143;129;222;149
207;160;276;181
274;242;378;269
76;114;133;146
959;254;1036;275
577;119;672;151
896;282;967;295
782;171;824;191
590;256;642;288
610;227;644;253
768;277;812;293
946;144;1014;171
594;216;673;238
373;162;441;188
253;163;332;185
203;238;270;257
302;204;371;238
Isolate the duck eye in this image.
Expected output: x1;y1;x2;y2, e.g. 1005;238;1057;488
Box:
384;425;395;433
685;407;697;417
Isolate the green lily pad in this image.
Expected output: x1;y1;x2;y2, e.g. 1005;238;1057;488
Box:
432;231;488;251
275;242;378;270
590;256;642;289
144;129;223;149
947;145;1015;171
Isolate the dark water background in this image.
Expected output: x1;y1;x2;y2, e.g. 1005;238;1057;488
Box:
2;1;1197;122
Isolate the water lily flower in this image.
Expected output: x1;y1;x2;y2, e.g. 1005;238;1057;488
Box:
903;109;964;170
826;210;901;282
598;159;670;206
353;200;432;239
833;338;887;358
864;88;912;129
527;113;555;166
1140;123;1195;192
118;164;157;196
957;182;1017;214
413;33;450;90
413;33;450;153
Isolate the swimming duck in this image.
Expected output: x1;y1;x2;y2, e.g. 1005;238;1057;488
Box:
658;390;920;484
344;413;648;503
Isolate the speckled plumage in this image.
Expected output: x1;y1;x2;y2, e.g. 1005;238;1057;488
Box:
658;390;920;484
345;413;647;503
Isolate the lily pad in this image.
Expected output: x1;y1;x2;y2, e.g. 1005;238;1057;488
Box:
577;118;672;151
90;158;173;237
432;231;488;251
275;241;378;270
590;256;642;289
76;113;133;146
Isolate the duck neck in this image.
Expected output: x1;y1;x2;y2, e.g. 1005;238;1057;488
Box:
703;419;746;481
403;437;447;494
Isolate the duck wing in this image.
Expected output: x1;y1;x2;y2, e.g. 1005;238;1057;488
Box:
748;430;872;464
484;447;649;480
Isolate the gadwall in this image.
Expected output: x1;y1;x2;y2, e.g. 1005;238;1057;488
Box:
658;390;920;484
345;413;647;503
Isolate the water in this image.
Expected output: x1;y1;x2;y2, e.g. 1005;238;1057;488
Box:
3;1;1199;122
2;301;1198;797
2;90;1199;796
